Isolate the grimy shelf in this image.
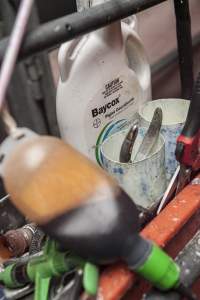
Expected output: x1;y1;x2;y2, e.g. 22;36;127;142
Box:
99;173;200;300
0;1;196;299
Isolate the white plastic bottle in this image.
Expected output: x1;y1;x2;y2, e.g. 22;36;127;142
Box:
56;0;151;164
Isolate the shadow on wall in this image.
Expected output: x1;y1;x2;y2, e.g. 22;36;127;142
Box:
152;41;200;99
36;0;76;23
137;0;200;99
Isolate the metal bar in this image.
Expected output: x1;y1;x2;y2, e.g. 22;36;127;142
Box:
0;1;48;135
173;0;194;100
0;0;167;63
0;0;34;110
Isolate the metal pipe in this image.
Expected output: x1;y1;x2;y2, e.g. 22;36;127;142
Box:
0;0;167;63
173;0;194;100
0;0;34;110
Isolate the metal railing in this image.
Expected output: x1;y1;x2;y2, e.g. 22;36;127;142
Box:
0;0;194;98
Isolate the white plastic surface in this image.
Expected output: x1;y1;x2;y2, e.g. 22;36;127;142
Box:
0;128;38;177
56;15;151;163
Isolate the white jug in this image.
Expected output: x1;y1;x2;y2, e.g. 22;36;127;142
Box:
56;1;151;164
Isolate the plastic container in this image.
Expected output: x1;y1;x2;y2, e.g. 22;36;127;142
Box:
100;127;166;208
139;99;189;181
56;0;151;163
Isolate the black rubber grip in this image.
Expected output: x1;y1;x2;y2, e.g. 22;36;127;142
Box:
174;0;194;99
181;72;200;138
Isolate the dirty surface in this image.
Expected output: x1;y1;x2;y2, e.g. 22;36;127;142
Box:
98;174;200;300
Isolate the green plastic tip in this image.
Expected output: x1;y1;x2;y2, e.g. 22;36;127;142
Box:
0;264;22;288
83;262;99;296
136;244;180;291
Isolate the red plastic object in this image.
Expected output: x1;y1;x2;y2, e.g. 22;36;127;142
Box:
177;132;200;170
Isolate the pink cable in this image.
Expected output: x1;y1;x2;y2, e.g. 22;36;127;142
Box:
0;0;34;111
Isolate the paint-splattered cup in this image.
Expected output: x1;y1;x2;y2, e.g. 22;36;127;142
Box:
100;127;166;209
139;99;189;182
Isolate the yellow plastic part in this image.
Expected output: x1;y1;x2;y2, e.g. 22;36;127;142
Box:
3;136;117;224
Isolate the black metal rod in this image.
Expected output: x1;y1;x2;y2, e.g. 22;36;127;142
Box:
0;0;167;63
174;0;194;100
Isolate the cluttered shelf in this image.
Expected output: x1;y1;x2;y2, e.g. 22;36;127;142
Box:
0;0;199;300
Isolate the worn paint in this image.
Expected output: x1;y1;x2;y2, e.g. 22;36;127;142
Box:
98;174;200;300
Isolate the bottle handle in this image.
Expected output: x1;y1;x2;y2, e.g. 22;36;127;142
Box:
123;15;138;32
58;35;89;82
124;26;151;99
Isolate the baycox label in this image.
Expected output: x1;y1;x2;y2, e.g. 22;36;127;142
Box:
84;74;141;162
92;97;120;118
